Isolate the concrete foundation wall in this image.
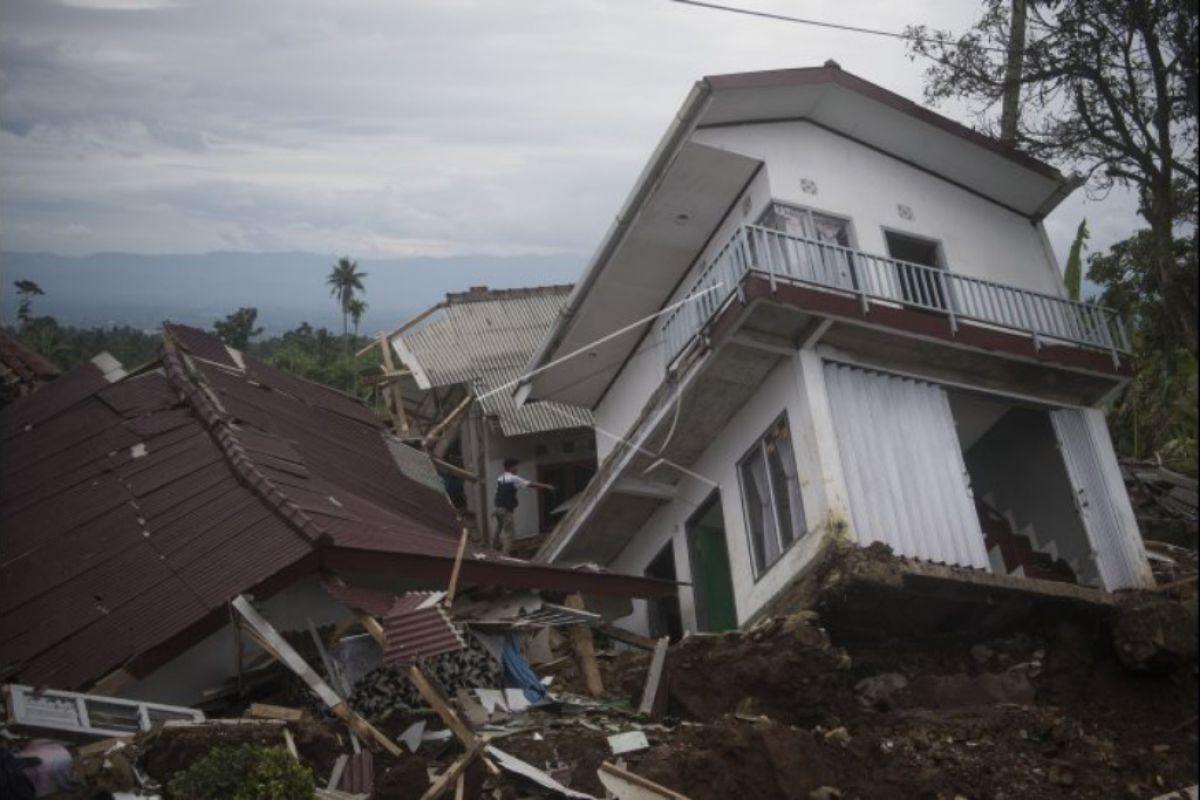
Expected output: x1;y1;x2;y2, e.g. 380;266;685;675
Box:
607;348;839;634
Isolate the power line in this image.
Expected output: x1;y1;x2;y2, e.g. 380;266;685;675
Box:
667;0;1007;54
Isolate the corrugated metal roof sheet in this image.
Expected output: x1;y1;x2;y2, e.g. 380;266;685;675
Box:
392;286;596;437
0;323;670;690
381;594;464;666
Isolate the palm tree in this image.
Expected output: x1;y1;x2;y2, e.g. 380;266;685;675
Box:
13;279;45;328
347;298;368;338
326;256;367;364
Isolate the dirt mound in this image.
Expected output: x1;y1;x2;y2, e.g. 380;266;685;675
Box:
666;611;852;724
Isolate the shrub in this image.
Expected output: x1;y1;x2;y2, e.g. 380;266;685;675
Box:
166;744;313;800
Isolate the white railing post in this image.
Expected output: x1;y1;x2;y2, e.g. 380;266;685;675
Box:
939;270;957;334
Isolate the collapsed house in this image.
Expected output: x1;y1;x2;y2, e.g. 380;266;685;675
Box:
516;64;1156;640
366;285;598;550
0;329;60;407
0;323;669;707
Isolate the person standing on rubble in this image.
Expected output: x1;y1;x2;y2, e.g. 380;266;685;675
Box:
493;458;554;555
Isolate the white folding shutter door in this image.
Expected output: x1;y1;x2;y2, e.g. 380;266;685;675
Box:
1050;407;1153;590
823;363;990;570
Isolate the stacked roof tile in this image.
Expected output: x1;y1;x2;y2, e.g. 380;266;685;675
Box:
0;324;669;691
392;285;595;436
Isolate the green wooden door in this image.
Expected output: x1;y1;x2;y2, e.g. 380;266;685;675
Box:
693;524;738;632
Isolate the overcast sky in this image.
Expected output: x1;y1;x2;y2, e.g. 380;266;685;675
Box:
0;0;1141;266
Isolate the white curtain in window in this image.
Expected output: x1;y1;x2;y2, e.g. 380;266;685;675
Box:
745;451;781;571
771;428;806;543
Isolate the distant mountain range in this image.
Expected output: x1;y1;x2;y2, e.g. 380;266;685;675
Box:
0;250;582;335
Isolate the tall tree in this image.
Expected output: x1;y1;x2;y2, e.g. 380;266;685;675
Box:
907;0;1199;355
13;279;45;328
347;298;368;338
326;256;367;364
213;307;264;350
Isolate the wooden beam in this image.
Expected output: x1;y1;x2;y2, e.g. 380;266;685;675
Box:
420;744;482;800
230;595;403;757
430;456;478;482
355;301;447;358
89;666;137;697
423;393;474;448
597;623;659;651
637;638;669;717
378;335;410;436
564;593;604;698
444;527;470;608
598;761;691;800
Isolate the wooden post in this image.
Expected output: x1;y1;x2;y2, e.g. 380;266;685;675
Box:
564;593;604;697
638;637;669;717
467;404;490;547
378;334;410;436
444;527;470;608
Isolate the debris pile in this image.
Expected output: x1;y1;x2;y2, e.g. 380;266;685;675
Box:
3;544;1198;800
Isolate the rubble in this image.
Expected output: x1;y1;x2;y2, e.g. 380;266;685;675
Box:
3;544;1197;800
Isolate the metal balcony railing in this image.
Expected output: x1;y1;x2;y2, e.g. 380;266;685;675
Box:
660;225;1131;372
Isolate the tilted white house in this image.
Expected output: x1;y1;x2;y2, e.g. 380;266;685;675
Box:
516;65;1154;638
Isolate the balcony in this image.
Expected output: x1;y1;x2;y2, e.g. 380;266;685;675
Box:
661;225;1131;376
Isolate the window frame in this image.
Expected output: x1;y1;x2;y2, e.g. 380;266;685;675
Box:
737;411;807;580
757;201;859;250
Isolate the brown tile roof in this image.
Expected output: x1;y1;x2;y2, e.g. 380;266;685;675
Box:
0;324;670;690
0;329;60;405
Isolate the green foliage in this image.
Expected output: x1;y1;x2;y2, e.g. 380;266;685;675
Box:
166;745;313;800
1063;219;1089;301
214;307;265;350
14;317;161;371
1089;228;1198;474
908;0;1199;355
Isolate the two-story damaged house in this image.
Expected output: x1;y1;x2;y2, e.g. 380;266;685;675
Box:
516;65;1154;638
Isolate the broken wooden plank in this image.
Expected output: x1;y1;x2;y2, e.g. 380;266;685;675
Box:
444;527;470;608
283;728;300;761
423;393;474;448
637;637;669;716
597;761;690;800
598;623;659;651
421;743;482;800
564;593;604;698
326;754;350;791
231;595;403;757
247;703;304;723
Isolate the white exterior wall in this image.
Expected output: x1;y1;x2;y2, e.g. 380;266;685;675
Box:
607;348;842;633
691;121;1064;295
119;575;351;707
593;169;774;463
594;122;1070;459
479;426;596;540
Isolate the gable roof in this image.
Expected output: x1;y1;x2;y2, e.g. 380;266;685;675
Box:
0;324;668;690
517;65;1078;410
393;285;595;436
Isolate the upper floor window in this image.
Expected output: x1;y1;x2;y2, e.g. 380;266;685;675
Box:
759;202;852;247
739;413;806;576
757;202;857;292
